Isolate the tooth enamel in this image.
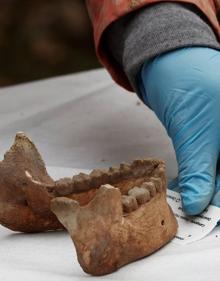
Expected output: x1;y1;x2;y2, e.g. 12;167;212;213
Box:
101;184;115;189
154;164;165;176
128;186;150;204
150;177;162;192
108;167;121;182
132;168;146;177
132;159;144;167
80;172;90;179
78;173;91;186
121;195;138;213
89;169;103;187
144;159;157;167
72;174;89;192
131;160;150;177
99;169;110;183
55;178;74;196
120;163;131;177
141;182;157;197
131;169;139;177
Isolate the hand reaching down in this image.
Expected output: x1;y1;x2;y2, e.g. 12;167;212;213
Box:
138;47;220;215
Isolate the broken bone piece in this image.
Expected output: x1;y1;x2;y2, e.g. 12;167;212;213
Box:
0;132;178;276
0;132;63;232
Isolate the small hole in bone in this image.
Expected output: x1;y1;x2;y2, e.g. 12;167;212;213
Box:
24;200;28;206
161;220;165;226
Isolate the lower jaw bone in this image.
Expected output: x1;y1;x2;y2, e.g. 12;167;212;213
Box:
0;133;178;275
51;184;178;276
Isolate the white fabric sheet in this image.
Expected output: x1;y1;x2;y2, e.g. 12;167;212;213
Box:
0;69;220;281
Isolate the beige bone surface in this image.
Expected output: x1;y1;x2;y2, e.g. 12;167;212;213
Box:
0;132;178;275
51;183;177;275
0;132;63;232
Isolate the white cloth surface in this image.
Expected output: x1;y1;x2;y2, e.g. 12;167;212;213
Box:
0;69;219;281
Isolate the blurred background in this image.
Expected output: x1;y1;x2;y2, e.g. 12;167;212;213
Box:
0;0;100;87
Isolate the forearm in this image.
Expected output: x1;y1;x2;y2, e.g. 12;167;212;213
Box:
104;2;220;98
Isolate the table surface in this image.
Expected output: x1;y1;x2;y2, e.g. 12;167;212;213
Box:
0;69;219;281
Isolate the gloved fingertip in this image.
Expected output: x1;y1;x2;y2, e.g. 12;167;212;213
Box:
181;192;211;216
168;177;180;192
211;191;220;208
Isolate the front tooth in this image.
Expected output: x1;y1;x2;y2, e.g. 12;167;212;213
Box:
141;182;157;197
55;178;74;196
121;195;138;213
128;186;150;204
150;177;162;192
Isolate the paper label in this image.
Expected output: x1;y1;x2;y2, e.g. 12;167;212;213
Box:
167;190;220;245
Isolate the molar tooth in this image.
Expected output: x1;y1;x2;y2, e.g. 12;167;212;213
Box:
155;164;166;176
89;169;103;187
131;160;147;177
132;167;146;177
128;186;150;204
78;173;91;186
143;159;157;170
150;177;162;192
108;167;121;182
141;182;157;197
143;159;150;164
79;172;90;178
72;174;89;192
120;163;131;178
121;195;138;213
132;159;144;168
55;178;74;196
99;169;110;183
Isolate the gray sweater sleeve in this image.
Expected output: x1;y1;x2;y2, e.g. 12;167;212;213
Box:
104;2;220;97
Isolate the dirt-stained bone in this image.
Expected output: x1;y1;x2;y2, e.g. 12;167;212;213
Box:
0;132;178;275
0;132;63;232
51;183;178;276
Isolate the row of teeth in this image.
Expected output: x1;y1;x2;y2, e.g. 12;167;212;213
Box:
54;159;164;196
122;178;162;213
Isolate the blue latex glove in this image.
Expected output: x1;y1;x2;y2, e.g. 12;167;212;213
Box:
138;47;220;215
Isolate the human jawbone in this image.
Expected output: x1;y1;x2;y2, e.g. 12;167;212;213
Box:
0;132;178;275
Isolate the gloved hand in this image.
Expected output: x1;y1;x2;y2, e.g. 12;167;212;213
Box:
138;47;220;215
